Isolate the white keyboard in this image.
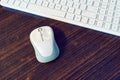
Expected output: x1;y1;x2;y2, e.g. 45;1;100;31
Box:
0;0;120;36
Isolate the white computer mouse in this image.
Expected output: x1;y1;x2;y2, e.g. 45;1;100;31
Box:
30;26;60;63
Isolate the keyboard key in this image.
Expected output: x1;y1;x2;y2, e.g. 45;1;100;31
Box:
82;11;96;18
80;0;87;4
99;9;106;15
55;4;62;10
101;2;108;9
119;25;120;31
93;1;100;7
115;6;120;12
42;1;49;7
109;5;115;10
74;0;80;2
48;3;55;8
30;0;36;4
20;2;28;8
107;10;114;16
74;15;81;21
36;0;43;5
80;4;87;10
117;1;120;6
88;18;95;25
113;18;120;24
106;16;113;23
47;0;53;2
67;1;73;7
98;14;105;21
73;3;80;8
68;7;75;13
81;16;88;23
87;6;98;13
60;0;66;5
96;21;103;27
8;0;15;5
14;0;21;6
114;12;120;18
24;0;29;2
95;0;100;2
110;0;117;5
104;23;111;29
102;0;109;3
111;24;118;31
75;9;81;15
61;6;68;12
66;13;74;20
54;0;60;4
87;0;93;5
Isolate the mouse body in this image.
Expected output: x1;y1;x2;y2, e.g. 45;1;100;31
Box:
30;26;59;63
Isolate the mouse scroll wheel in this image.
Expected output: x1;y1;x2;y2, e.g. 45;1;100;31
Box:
38;28;50;40
38;28;42;32
38;28;44;41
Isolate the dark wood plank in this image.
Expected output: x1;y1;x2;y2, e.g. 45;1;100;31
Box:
0;6;120;80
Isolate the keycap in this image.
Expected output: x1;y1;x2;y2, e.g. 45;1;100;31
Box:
88;18;95;25
73;3;80;8
20;2;28;8
87;6;98;13
104;23;111;29
93;1;100;7
61;6;68;12
42;1;49;7
24;0;29;2
98;14;105;21
54;0;60;4
68;7;75;13
107;10;114;16
114;12;120;18
106;16;113;23
36;0;43;5
99;9;106;15
74;15;81;21
48;3;55;8
109;5;115;10
80;0;87;4
111;24;118;31
30;0;36;4
87;0;93;5
80;4;87;10
96;21;103;27
66;13;74;20
75;9;81;15
113;18;120;24
8;0;15;5
55;4;62;10
81;16;88;23
14;0;21;6
67;1;73;7
82;11;96;18
60;0;66;5
101;2;108;9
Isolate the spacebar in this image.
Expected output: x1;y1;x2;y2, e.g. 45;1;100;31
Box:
27;4;66;18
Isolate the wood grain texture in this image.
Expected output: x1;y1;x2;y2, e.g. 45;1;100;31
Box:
0;6;120;80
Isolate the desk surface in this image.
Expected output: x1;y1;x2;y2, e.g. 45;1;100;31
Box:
0;6;120;80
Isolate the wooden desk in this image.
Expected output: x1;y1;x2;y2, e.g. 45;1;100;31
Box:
0;6;120;80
